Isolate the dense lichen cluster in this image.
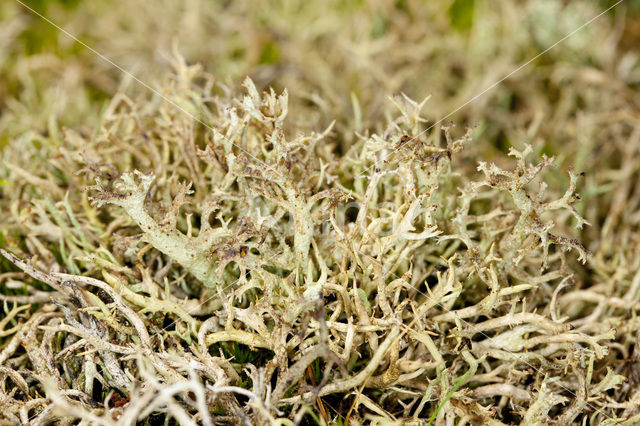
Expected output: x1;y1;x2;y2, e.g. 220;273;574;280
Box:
1;1;640;425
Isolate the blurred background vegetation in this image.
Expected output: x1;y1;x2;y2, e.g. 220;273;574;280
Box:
2;0;638;141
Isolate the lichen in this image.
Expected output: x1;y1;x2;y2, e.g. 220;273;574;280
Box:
1;0;640;424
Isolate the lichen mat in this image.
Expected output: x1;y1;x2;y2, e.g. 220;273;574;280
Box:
1;0;639;424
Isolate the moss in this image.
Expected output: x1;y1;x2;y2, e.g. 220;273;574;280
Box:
448;0;475;32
